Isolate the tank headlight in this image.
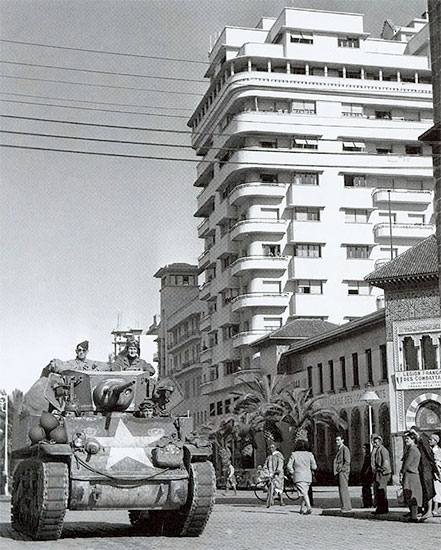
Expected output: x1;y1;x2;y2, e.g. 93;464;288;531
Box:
72;432;85;449
85;439;101;455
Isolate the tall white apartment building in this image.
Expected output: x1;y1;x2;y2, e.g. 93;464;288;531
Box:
188;7;434;401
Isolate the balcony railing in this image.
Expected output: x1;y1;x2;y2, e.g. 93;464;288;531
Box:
373;222;434;240
230;219;287;240
231;292;290;311
231;255;288;276
372;189;432;205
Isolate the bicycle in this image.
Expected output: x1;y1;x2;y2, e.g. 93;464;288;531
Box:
253;475;300;504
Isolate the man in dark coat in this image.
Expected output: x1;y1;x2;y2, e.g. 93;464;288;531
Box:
371;434;391;515
333;435;352;512
410;427;438;519
360;443;374;507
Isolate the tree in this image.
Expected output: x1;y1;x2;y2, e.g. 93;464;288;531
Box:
279;386;345;443
230;375;288;450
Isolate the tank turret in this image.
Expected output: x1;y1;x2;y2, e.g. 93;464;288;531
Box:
92;378;136;411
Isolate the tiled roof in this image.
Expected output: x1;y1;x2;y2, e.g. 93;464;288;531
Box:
252;318;337;347
365;235;438;286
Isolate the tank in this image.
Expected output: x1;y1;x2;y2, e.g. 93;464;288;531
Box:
10;369;215;540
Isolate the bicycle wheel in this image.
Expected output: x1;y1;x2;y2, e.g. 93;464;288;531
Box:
284;484;300;502
253;482;268;502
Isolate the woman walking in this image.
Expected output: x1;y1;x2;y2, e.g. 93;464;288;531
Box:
287;440;317;515
400;431;423;522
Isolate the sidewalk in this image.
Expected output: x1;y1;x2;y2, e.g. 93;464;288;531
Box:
215;485;441;524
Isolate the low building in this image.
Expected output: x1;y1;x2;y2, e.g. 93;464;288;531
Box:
278;310;389;482
365;235;441;479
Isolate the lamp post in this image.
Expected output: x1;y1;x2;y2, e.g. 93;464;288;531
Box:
0;395;8;496
361;388;380;446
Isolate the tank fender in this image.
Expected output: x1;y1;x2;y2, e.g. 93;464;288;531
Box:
12;442;72;460
183;443;211;465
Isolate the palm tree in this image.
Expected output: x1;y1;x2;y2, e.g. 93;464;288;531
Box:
279;386;344;443
230;374;288;450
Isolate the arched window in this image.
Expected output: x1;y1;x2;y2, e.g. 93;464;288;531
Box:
403;337;418;371
340;410;349;444
350;408;362;467
415;401;441;431
421;335;437;370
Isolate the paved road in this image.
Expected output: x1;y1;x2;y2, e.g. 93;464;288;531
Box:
1;488;439;550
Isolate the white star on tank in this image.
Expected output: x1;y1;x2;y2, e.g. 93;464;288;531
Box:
95;419;164;469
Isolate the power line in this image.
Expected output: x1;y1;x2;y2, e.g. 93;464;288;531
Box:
0;92;194;112
0;74;203;96
0;60;206;84
0;38;208;65
1;99;191;120
0;143;433;170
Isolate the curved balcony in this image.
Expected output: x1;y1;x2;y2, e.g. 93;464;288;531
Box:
197;217;210;238
373;223;434;240
232;330;268;348
200;346;213;363
199;280;212;300
198;249;210;270
229;183;287;205
199;313;212;332
231;255;288;276
231;292;290;312
230;219;288;241
372;189;432;206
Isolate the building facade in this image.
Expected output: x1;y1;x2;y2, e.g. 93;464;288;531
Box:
277;310;389;481
365;235;441;479
189;6;434;418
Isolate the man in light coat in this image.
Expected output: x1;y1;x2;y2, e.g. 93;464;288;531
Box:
333;435;352;512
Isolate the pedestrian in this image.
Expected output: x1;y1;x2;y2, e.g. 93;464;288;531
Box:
409;426;437;520
287;439;317;515
224;461;237;496
371;434;391;515
110;338;155;374
263;443;285;506
428;433;441;516
333;435;352;512
360;443;374;508
400;430;423;522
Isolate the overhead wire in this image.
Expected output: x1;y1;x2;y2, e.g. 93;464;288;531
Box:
0;38;209;65
0;60;207;84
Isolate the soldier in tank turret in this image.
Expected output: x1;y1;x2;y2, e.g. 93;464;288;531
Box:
110;338;155;375
42;340;108;376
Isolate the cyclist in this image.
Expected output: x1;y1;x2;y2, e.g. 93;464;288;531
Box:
263;443;285;506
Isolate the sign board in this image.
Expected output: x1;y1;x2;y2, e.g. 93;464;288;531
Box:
395;369;441;390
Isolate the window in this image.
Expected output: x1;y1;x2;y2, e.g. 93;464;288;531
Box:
346;245;370;259
405;145;422;156
294;207;320;221
224;360;240;375
375;111;392;120
344;209;368;223
260;173;278;183
261;207;279;220
343;141;366;152
352;353;360;387
262;244;281;257
342;103;364;117
209;403;215;417
263;317;282;332
216;401;223;415
291;100;316;114
347;281;371;295
403;337;418;371
291;32;313;44
379;246;398;259
338;36;359;48
422;335;437;370
262;280;282;294
307;366;313;392
408;213;425;224
376;146;392;155
318;363;324;393
295;244;322;258
225;399;231;413
378;212;397;223
293;172;319;185
292;136;319;149
344;174;366;187
260;139;278;149
296;280;323;294
366;349;373;384
340;356;347;389
329;360;335;391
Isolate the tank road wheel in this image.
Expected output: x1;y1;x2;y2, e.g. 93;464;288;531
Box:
11;459;69;541
174;460;216;537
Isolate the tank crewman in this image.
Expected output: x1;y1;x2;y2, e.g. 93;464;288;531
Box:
110;338;156;375
41;340;109;375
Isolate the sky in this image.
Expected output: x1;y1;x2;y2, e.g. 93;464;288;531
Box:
0;0;429;393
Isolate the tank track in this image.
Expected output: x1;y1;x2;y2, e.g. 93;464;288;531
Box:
11;458;69;540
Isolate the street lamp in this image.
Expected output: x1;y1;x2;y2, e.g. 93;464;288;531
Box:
361;388;380;446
